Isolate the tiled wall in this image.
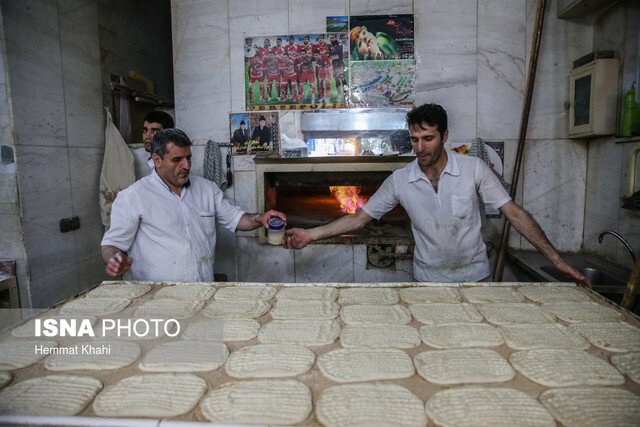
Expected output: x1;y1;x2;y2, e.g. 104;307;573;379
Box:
171;0;594;282
1;0;108;308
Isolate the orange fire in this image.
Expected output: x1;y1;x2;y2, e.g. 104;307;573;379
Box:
329;186;367;214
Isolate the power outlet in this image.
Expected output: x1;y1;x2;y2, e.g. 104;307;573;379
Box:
60;216;80;233
69;216;80;230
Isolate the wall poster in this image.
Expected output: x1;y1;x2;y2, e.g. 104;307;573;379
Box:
244;33;349;111
349;14;414;60
350;60;415;107
326;16;348;33
229;112;280;155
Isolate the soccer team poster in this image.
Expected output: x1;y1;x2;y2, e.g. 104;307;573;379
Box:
244;33;349;110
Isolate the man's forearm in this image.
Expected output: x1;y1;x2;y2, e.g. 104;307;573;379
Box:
309;210;372;242
236;213;262;231
502;202;562;264
101;245;123;264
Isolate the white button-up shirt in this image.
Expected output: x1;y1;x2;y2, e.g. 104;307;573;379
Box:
362;153;511;282
132;147;154;180
101;169;244;282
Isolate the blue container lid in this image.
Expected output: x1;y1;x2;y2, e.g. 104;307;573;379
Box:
268;217;285;230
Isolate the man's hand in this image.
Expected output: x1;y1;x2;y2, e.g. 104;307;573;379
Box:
283;228;313;249
105;253;132;277
256;210;287;229
553;259;592;289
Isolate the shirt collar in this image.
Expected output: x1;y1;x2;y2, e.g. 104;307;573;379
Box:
151;169;190;194
407;150;461;183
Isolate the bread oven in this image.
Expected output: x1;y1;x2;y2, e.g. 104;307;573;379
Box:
255;157;414;245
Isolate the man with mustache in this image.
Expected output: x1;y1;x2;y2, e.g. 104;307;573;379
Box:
284;103;590;288
101;129;285;281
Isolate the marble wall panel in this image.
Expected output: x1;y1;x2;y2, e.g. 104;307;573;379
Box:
288;0;347;34
353;245;413;282
294;244;353;283
215;225;238;281
76;254;109;295
520;139;587;252
236;236;295;282
234;170;257;237
232;155;256;172
477;0;526;140
29;266;77;309
348;0;413;15
415;84;477;141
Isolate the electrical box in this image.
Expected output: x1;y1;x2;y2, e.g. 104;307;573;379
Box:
568;58;619;139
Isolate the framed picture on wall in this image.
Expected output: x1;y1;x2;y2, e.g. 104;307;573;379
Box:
229;112;280;155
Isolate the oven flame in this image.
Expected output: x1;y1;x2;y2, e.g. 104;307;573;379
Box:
329;186;367;214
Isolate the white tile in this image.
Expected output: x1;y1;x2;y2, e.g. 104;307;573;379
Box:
29;265;78;309
236;236;295;282
15;145;71;199
415;84;477;141
288;0;347;34
214;226;238;281
477;0;526;140
353;245;413;282
520;140;587;252
232;155;256;171
294;244;353;282
76;254;110;295
349;0;413;15
10;95;68;147
233;170;257;213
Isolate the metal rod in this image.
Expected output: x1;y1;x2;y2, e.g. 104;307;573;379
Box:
494;0;548;281
620;252;640;310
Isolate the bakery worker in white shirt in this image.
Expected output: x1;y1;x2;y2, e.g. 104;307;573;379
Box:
284;103;591;288
101;128;286;281
132;111;175;180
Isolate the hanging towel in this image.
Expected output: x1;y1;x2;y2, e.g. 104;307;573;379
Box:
203;140;228;191
99;107;135;229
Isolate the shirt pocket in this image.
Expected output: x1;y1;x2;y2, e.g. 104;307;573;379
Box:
451;194;474;218
199;211;216;235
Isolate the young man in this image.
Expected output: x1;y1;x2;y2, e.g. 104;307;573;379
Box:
280;52;298;102
313;50;332;103
313;34;329;56
247;53;266;103
272;37;285;60
296;49;316;104
132;111;174;180
264;51;282;101
284;103;590;287
284;35;299;59
102;129;285;281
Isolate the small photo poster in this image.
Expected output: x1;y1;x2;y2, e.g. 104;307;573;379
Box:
244;33;349;110
350;60;415;107
349;14;414;60
229;112;280;155
326;16;348;33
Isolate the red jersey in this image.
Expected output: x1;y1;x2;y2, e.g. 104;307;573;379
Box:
315;55;331;71
248;56;264;78
297;56;314;74
298;43;312;55
313;43;329;56
256;47;271;67
272;46;284;59
281;57;297;77
284;44;298;59
265;58;281;77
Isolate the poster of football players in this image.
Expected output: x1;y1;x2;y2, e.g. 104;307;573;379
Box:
349;15;414;60
229;112;280;155
245;33;349;110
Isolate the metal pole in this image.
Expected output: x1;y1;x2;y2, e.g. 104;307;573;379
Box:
494;0;548;281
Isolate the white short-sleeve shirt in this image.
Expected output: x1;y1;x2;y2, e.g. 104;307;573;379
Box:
362;153;511;282
101;170;245;282
132;147;154;180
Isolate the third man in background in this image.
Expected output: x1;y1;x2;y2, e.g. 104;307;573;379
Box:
133;110;174;180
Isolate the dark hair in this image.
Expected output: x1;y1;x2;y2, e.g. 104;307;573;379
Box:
240;120;245;125
151;128;192;159
143;111;174;129
276;37;282;41
259;116;266;121
313;49;320;54
406;103;448;136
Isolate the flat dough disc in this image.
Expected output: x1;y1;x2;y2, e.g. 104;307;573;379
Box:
276;287;337;301
44;341;141;371
0;371;11;389
539;386;640;427
270;300;339;320
214;285;276;301
139;340;228;372
201;380;311;425
542;302;621;323
414;349;515;384
409;303;483;324
610;351;640;384
476;303;556;325
509;349;624;387
93;373;206;417
420;323;503;348
461;287;525;303
0;375;102;416
400;287;460;303
0;340;57;369
340;304;411;325
499;323;589;350
426;386;555;427
183;318;259;342
59;297;130;316
202;299;270;318
225;344;315;378
340;324;421;348
316;383;426;427
317;348;414;382
154;284;216;300
517;285;591;302
570;321;640;352
338;288;399;305
11;316;97;338
258;320;340;346
85;283;151;299
134;299;204;319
